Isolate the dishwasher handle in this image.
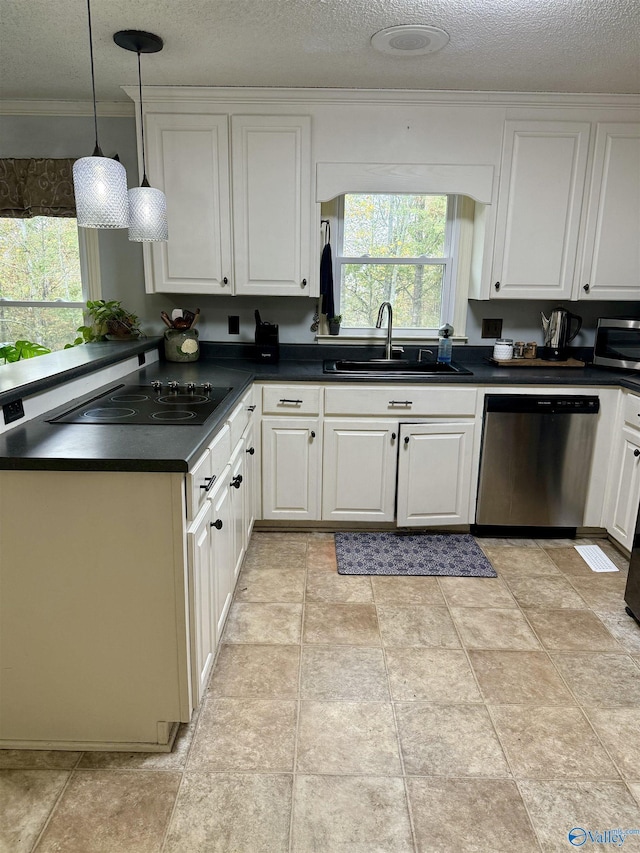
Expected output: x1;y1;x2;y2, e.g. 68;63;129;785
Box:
484;394;599;415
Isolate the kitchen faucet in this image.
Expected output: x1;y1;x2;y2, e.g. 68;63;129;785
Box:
376;301;394;360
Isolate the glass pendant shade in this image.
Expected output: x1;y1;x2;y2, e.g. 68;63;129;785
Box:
73;155;129;229
128;184;168;241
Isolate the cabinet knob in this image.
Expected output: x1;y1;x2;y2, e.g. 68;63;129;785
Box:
246;446;255;455
301;278;307;288
494;281;500;291
211;519;223;530
391;432;396;440
404;436;410;445
222;276;229;285
583;283;590;293
310;430;316;439
634;449;640;458
231;474;243;489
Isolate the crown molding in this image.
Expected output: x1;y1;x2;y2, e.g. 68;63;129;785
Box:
121;85;640;109
0;100;135;117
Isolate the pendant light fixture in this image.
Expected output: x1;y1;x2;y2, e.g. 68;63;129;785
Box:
73;0;128;229
114;30;168;242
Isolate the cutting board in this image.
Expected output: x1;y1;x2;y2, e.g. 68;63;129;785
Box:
488;357;586;368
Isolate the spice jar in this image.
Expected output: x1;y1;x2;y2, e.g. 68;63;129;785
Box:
513;341;526;359
493;339;514;361
524;342;537;359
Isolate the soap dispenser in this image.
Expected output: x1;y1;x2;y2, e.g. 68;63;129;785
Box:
437;323;454;364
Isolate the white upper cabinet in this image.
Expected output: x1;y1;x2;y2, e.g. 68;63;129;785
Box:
144;112;232;295
577;123;640;300
232;115;312;296
141;109;312;297
490;121;590;300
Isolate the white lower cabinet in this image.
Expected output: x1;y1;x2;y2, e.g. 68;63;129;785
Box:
607;426;640;551
187;500;217;705
261;417;322;520
210;470;233;645
396;422;475;526
243;417;258;541
322;419;398;522
229;438;247;584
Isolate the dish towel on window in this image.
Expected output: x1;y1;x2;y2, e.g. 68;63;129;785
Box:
319;240;336;320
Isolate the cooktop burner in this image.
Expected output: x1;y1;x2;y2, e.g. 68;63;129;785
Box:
48;383;233;426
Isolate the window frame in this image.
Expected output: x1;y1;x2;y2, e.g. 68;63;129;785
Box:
325;192;469;341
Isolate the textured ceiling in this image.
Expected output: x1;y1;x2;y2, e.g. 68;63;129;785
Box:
1;0;639;102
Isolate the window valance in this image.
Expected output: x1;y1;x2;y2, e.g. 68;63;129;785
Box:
0;158;76;218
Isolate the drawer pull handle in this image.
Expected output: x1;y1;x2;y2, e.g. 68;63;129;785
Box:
389;400;413;406
231;474;243;489
279;398;303;404
247;405;257;412
404;436;410;445
246;446;255;455
211;519;223;530
199;475;217;492
635;449;640;458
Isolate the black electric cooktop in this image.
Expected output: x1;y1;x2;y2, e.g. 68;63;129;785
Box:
48;383;232;426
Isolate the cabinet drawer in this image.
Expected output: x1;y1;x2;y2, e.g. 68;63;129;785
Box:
262;385;322;415
324;385;477;417
186;424;231;521
623;393;640;432
228;387;256;448
186;448;213;520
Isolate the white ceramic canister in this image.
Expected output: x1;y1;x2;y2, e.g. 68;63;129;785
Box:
493;338;514;360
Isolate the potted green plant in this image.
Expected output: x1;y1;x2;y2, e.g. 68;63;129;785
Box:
0;340;51;364
328;314;342;336
71;300;142;344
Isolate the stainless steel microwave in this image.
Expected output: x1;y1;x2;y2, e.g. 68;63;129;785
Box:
593;318;640;371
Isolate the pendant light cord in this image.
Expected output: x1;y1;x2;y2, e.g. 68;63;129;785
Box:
86;0;102;157
137;50;150;187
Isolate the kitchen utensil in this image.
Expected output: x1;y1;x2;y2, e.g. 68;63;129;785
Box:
160;311;173;329
541;308;582;360
189;308;200;329
182;309;195;326
172;317;191;329
171;309;183;321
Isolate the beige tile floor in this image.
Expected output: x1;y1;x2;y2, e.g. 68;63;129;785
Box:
2;533;640;852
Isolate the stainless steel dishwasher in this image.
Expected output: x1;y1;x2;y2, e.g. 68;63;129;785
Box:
474;394;600;534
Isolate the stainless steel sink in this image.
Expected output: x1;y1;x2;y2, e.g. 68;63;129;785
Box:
323;359;472;376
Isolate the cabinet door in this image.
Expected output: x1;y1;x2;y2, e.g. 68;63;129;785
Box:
229;441;246;585
231;115;312;297
322;419;397;522
607;428;640;551
210;472;233;644
491;121;590;299
187;501;216;705
397;422;474;527
262;418;321;520
578;123;640;301
144;112;232;294
243;418;258;541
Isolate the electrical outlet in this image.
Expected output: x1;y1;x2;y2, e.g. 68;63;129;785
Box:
3;398;24;425
482;318;503;338
228;315;240;335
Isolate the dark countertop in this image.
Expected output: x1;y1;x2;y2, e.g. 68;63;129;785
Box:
0;342;638;473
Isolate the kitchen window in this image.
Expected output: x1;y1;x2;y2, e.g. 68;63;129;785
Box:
0;157;100;353
332;193;471;337
0;217;99;352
